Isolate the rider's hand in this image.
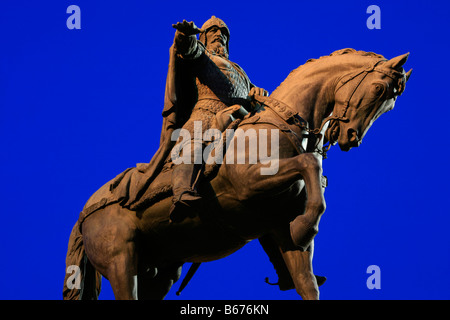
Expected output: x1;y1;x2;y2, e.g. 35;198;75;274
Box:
249;86;269;97
172;20;203;36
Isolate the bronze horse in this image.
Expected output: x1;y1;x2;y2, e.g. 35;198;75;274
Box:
63;49;411;300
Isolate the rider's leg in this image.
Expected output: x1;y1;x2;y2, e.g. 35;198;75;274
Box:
171;162;203;201
170;138;203;222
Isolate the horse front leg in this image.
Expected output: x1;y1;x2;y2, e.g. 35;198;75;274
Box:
280;241;319;300
230;152;325;250
289;153;326;251
260;233;326;300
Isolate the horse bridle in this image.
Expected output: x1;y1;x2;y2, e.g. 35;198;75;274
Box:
309;59;406;157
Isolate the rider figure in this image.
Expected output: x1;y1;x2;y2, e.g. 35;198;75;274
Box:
169;17;268;222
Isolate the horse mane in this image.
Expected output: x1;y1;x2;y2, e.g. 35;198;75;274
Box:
307;48;385;63
273;48;386;93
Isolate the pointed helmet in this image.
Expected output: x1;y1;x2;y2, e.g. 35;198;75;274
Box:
199;16;230;53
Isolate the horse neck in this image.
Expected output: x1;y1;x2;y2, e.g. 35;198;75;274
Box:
270;56;363;132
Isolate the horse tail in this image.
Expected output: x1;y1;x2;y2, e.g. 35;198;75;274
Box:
63;220;102;300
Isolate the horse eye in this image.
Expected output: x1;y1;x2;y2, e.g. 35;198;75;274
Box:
374;84;384;96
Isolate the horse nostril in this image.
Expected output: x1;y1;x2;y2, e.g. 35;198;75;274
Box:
348;128;360;145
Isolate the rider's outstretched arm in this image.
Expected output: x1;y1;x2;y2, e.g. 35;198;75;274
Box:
173;20;204;60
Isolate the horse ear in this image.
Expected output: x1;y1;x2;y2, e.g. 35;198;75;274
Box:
405;68;412;82
385;52;410;69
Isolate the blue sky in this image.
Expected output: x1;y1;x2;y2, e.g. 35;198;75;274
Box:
0;0;449;299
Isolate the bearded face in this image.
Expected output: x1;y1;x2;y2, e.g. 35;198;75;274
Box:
205;26;228;58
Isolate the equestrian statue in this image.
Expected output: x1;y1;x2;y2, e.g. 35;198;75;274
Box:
63;16;412;300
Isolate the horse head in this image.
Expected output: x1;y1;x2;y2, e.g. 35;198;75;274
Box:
326;53;412;151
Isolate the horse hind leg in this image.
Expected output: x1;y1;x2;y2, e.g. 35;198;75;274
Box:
82;205;138;300
63;221;102;300
106;240;138;300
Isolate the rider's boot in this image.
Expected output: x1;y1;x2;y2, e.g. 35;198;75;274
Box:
169;163;203;223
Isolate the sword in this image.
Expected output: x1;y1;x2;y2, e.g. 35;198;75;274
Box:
176;262;201;296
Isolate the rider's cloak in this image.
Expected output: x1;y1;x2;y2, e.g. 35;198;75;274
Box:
120;42;198;208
